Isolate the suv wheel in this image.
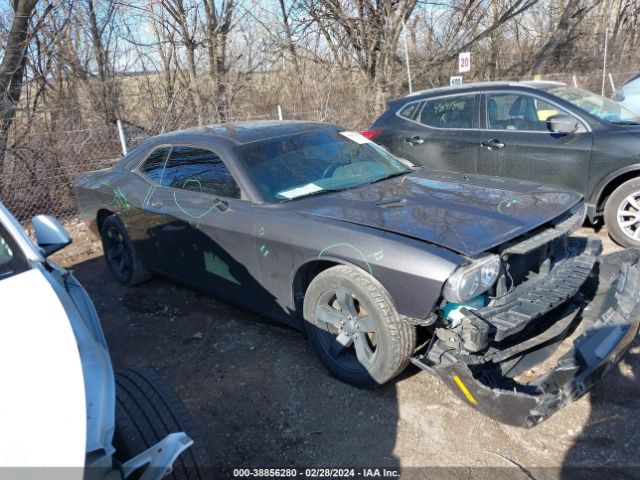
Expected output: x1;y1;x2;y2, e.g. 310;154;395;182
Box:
604;179;640;248
303;265;416;388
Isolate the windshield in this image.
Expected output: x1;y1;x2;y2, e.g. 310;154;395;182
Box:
0;222;30;281
547;86;640;124
234;129;412;203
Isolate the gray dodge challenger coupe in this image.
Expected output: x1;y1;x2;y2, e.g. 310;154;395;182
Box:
75;121;640;427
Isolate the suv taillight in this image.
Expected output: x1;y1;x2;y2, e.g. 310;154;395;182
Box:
361;129;381;140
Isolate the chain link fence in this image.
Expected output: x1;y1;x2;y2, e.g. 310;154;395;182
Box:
0;100;378;223
1;116;122;223
0;69;635;224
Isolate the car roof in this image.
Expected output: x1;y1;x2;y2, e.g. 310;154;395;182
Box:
150;120;337;145
394;80;566;103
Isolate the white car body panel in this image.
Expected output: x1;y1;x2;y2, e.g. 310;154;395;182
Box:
614;75;640;115
0;268;86;475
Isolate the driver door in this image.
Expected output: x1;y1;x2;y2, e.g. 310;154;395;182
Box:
478;92;592;193
155;145;261;305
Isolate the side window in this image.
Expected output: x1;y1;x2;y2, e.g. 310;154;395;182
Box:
162;146;241;199
419;95;475;129
0;224;29;280
139;147;170;183
487;94;566;131
533;98;561;122
398;102;421;120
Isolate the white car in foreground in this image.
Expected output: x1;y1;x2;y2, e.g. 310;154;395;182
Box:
613;73;640;115
0;203;205;479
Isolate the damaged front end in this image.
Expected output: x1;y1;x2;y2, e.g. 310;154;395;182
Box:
412;206;640;427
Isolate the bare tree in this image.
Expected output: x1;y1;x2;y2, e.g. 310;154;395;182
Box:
203;0;235;115
83;0;121;123
529;0;601;73
301;0;418;107
278;0;301;78
147;0;204;114
0;0;42;153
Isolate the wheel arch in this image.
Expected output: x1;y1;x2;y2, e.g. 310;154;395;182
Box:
291;254;420;321
96;208;114;234
594;166;640;216
292;259;345;316
292;257;398;317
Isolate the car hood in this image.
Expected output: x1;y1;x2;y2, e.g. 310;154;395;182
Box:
0;268;86;472
296;170;582;257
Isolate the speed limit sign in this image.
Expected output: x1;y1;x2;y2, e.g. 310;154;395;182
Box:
459;52;471;73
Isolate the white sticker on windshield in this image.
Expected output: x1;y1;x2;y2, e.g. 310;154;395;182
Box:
278;183;323;199
340;131;372;144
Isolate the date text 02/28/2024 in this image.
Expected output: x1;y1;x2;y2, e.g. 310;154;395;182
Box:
232;468;400;478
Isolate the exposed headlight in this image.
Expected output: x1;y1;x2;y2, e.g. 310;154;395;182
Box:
443;255;501;304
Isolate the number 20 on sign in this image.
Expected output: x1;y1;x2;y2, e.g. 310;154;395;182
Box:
459;52;470;73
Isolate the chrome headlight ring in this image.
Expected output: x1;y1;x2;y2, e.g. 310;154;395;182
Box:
443;254;501;304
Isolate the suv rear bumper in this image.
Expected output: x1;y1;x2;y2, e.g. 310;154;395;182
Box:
412;248;640;427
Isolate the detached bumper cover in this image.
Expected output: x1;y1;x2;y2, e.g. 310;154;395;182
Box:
412;249;640;427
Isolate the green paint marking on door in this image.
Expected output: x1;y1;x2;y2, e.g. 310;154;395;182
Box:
204;251;240;285
114;187;130;210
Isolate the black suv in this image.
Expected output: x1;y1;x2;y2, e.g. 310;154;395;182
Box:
367;81;640;248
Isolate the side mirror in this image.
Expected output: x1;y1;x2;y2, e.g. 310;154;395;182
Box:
32;215;71;257
547;114;579;134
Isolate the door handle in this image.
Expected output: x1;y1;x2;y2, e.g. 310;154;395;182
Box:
150;199;164;209
404;135;424;146
214;198;229;213
480;138;505;150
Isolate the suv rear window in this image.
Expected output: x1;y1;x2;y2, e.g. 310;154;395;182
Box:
419;95;475;129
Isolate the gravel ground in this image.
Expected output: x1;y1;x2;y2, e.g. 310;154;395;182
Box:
52;221;640;479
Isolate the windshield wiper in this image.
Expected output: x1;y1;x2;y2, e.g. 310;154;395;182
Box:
610;120;640;125
367;170;412;185
281;186;354;202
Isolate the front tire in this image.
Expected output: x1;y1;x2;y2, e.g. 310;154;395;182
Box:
303;265;416;387
113;368;209;479
101;215;152;286
604;179;640;248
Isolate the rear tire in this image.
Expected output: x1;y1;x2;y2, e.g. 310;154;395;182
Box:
604;178;640;248
101;215;152;286
303;265;415;388
113;368;209;479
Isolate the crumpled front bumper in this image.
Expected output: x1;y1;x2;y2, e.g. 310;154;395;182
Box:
412;249;640;428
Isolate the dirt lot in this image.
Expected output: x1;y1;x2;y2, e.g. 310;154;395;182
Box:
53;222;640;479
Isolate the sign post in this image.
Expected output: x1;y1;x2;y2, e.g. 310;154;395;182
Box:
450;76;463;87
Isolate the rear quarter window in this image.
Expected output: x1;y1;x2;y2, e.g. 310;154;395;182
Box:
398;102;421;120
139;147;171;183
